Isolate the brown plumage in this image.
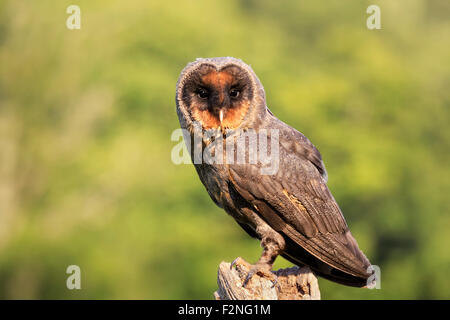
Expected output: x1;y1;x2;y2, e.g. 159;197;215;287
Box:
176;57;374;287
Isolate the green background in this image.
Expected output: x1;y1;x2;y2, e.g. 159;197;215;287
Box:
0;0;449;299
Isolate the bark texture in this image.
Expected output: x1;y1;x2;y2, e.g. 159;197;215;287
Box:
214;257;320;300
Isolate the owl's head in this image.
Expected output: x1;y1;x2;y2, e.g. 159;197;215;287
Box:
176;57;267;131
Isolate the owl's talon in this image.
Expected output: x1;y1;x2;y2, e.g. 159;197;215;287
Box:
243;269;256;287
270;277;279;289
230;257;240;270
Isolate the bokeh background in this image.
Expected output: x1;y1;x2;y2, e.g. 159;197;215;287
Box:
0;0;449;299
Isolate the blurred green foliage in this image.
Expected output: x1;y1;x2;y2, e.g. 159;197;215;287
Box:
0;0;449;299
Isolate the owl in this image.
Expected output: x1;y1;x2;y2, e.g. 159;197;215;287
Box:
175;57;374;288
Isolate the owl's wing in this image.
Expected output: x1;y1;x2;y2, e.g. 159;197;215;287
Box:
227;129;371;280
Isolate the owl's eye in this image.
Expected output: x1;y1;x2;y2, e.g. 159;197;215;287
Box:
229;88;240;98
196;88;209;99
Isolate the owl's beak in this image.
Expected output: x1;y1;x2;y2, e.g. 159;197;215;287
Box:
219;109;224;124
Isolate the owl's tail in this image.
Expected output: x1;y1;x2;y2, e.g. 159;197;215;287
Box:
281;235;375;288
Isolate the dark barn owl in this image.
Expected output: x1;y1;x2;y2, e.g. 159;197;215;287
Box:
175;57;374;288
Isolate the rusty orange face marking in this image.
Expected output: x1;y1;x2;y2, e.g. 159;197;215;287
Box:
190;71;251;130
221;100;250;129
191;100;250;130
201;71;234;106
201;72;233;89
191;105;221;129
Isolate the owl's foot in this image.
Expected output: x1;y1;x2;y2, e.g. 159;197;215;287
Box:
243;262;278;288
230;215;285;289
230;257;278;288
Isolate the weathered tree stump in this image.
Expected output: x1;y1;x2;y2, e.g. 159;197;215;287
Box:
214;257;320;300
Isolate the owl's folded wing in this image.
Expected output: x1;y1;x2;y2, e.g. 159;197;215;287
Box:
227;134;371;279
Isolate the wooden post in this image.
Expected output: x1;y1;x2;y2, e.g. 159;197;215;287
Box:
214;257;320;300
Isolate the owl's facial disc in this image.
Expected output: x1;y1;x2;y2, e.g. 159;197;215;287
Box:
182;64;253;129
